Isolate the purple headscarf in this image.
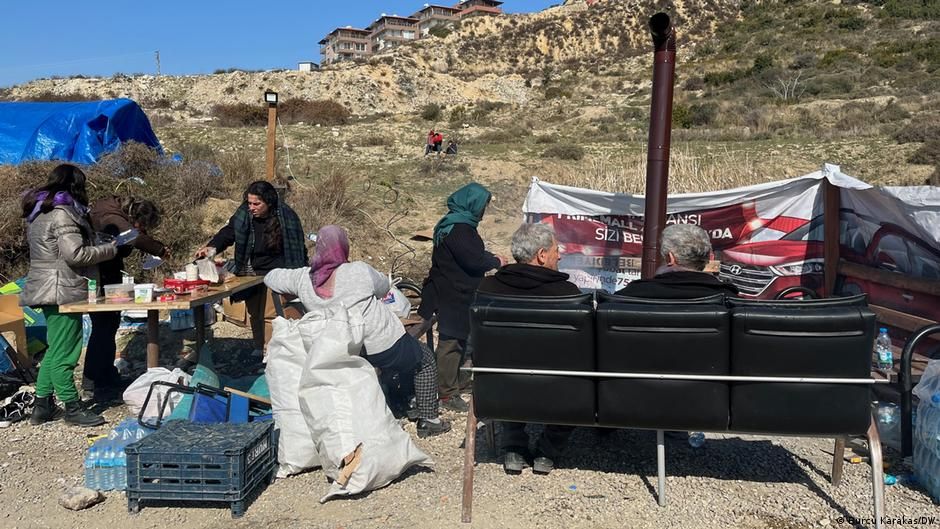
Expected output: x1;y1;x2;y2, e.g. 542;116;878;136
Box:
25;191;87;223
309;225;350;298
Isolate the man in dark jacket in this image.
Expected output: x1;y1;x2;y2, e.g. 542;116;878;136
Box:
418;183;505;412
86;196;168;401
615;223;738;299
477;222;581;476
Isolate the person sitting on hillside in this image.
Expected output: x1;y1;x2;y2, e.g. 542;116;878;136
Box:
432;132;444;154
264;225;451;438
476;222;582;475
614;223;738;298
444;140;459;156
425;129;436;156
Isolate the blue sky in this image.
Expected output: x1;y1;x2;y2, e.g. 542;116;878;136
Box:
0;0;558;88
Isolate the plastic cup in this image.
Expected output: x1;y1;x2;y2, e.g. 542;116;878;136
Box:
134;283;155;303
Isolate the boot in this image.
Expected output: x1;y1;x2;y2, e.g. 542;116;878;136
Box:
63;400;106;427
29;395;62;425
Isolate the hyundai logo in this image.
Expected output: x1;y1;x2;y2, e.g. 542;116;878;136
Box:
729;265;743;275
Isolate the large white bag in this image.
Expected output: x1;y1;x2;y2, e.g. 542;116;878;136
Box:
295;304;431;502
122;367;191;418
267;310;351;477
379;284;412;319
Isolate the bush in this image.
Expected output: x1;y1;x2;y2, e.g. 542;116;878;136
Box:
356;133;393;147
535;134;559;144
210;103;267;127
279;98;350;126
449;105;468;125
689;103;719;127
17;91;96;102
908;140;940;165
673;104;692;129
542;143;585;161
477;126;530;144
544;86;572;99
421;103;442;121
893;120;940;143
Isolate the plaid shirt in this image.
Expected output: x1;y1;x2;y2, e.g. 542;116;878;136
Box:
231;201;307;274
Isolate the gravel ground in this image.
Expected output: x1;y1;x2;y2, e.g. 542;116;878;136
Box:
1;321;937;529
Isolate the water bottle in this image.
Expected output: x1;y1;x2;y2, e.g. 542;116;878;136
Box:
115;447;127;490
84;445;99;490
99;441;114;491
688;432;706;448
875;328;893;371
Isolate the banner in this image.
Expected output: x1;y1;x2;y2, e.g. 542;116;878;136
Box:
523;164;940;309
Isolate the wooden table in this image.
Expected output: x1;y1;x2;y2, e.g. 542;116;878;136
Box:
59;276;264;368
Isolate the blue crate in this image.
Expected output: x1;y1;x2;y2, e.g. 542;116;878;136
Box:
125;421;276;517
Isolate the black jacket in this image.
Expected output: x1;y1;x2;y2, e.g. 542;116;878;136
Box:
419;223;500;340
90;197;168;286
614;270;739;299
477;263;581;297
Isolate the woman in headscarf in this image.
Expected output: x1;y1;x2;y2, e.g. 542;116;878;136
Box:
264;225;451;438
195;180;307;357
20;164;118;427
417;182;506;412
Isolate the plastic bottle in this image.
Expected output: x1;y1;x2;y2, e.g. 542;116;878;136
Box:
875;328;893;371
98;441;114;491
688;432;706;448
84;445;99;490
115;447;127;490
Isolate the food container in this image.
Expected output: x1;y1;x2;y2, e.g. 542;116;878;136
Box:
185;263;199;281
104;283;134;303
163;279;210;295
134;283;155;303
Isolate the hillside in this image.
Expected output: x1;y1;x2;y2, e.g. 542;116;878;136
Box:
1;0;938;282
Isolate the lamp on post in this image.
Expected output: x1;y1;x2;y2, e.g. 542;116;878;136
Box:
264;90;278;182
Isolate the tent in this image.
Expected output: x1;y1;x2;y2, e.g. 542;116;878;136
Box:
0;98;162;165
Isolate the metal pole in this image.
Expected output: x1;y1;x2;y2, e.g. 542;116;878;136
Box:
641;13;677;279
461;398;478;523
266;103;277;181
899;323;940;456
656;430;666;506
468;367;885;384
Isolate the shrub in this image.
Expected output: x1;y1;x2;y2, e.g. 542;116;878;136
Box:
449;105;468;125
421;103;442;121
17;91;96;102
428;26;453;39
356;133;393;147
908;140;940;165
210;103;267;127
142;98;172;109
683;76;706;91
673;104;692;129
535;134;559;144
279;98;350;126
542;143;585;161
893;120;940;143
544;86;572;99
689;103;719;127
477;126;530;144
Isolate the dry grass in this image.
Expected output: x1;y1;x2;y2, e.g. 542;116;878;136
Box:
547;147;795;195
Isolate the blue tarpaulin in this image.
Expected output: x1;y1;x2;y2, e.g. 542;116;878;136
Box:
0;98;162;165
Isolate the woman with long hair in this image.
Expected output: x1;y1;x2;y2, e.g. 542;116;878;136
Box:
265;225;451;438
20;164;118;427
195;180;307;356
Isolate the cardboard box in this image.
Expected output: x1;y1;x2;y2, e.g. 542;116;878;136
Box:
223;299;250;328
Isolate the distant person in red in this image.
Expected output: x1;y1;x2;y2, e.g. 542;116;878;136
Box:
425;130;436;156
433;132;444;154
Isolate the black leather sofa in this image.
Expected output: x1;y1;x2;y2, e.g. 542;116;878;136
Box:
460;292;887;528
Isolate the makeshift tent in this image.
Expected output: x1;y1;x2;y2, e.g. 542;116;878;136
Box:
0;98;162;165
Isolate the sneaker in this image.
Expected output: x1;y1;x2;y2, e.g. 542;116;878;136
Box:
532;456;554;475
440;396;469;413
416;418;452;438
503;451;527;474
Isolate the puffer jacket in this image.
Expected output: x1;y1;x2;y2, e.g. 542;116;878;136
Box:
20;205;118;307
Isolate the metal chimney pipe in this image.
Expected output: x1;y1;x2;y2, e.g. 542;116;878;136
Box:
641;13;677;279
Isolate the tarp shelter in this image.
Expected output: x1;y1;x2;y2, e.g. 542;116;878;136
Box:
0;98;162;165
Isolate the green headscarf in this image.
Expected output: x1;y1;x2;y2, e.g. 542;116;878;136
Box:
433;182;492;246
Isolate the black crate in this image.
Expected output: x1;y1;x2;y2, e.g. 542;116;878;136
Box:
125;420;276;517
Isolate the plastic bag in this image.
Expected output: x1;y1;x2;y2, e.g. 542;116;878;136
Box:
122;367;191;417
913;357;940;404
195;258;219;283
380;285;412;319
294;303;430;502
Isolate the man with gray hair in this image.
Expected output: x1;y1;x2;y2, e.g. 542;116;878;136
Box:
477;222;581;475
615;223;738;298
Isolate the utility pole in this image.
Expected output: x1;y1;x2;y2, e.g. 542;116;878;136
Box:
154;51;161;77
264;91;279;181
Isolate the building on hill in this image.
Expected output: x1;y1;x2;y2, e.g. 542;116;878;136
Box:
319;27;372;65
411;4;462;37
455;0;504;17
368;15;420;53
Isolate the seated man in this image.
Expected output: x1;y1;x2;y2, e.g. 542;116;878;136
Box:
615;223;738;298
477;222;581;475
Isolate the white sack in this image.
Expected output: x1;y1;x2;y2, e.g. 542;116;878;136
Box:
295;304;431;502
123;367;191;418
266;312;338;476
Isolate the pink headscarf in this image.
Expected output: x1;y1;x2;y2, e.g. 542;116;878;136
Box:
309;225;350;298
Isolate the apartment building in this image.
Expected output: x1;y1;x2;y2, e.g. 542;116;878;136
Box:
411;4;462;37
318;27;372;64
367;15;420;53
455;0;504;17
319;1;504;65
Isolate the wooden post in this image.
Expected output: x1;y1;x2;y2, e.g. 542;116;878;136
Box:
146;309;159;368
194;304;206;365
265;103;277;181
461;399;478;523
822;178;840;297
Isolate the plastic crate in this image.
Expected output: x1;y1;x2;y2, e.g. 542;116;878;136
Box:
125;420;276;517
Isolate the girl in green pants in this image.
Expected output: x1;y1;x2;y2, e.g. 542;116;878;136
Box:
20;164;117;427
